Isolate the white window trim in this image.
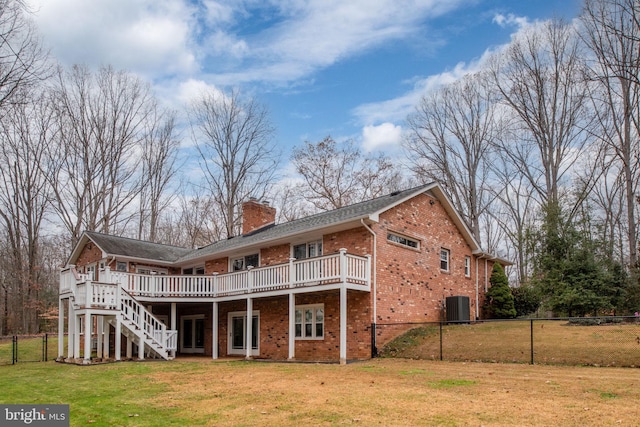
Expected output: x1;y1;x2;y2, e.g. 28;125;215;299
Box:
227;310;260;356
387;232;420;250
116;261;128;272
180;314;205;354
136;266;168;275
182;265;205;275
291;239;323;259
440;248;450;272
295;304;324;340
464;256;471;277
230;253;260;271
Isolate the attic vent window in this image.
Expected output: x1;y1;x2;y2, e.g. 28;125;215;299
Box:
387;233;419;249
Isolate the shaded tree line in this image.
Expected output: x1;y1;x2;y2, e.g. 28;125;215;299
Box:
405;0;640;317
2;0;640;333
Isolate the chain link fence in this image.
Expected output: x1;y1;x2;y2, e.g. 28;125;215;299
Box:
375;317;640;367
0;334;61;365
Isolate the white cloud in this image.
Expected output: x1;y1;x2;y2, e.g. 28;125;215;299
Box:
361;123;403;152
492;13;530;30
199;0;471;85
27;0;196;77
352;59;486;127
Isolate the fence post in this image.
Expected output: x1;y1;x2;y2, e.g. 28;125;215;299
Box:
439;322;443;361
45;334;49;362
12;335;17;364
370;323;377;358
530;318;534;365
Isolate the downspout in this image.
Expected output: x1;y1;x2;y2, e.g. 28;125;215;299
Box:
361;219;377;356
475;255;480;320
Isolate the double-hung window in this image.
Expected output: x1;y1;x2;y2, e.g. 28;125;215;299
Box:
293;240;322;260
440;248;450;272
295;304;324;339
231;253;259;271
183;266;205;275
464;256;471;277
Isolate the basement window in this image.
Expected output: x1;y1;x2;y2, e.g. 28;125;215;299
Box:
295;304;324;340
387;232;419;249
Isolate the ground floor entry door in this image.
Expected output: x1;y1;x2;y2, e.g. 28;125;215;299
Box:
180;315;205;354
228;311;259;356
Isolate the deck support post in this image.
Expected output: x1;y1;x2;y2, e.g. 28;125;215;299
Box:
68;303;75;359
115;317;122;361
58;298;64;360
96;315;103;359
138;331;145;360
102;317;110;359
73;309;80;359
83;312;92;363
212;302;218;359
288;293;295;360
246;297;253;360
170;303;177;359
126;336;132;358
340;285;347;365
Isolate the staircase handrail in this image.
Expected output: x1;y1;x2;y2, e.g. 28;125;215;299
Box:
118;285;177;352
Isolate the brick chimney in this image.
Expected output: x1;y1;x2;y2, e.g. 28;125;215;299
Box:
242;198;276;234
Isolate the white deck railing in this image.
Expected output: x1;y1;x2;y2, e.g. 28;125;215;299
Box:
66;249;370;299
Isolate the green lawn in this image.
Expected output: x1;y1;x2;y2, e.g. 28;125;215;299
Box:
2;359;640;426
0;361;185;426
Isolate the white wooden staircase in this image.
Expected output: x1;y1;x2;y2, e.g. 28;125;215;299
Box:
60;267;177;363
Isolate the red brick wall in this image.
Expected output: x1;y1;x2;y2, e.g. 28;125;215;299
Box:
242;200;276;234
75;243;102;268
371;192;481;347
205;290;371;361
324;227;373;256
260;243;290;266
205;258;228;274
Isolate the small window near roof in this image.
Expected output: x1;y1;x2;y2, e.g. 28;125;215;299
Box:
116;261;127;272
387;233;419;249
464;256;471;277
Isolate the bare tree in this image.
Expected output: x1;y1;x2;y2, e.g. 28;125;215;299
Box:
291;136;404;211
581;0;640;265
0;91;55;333
137;107;180;242
405;72;501;244
489;19;592;214
488;147;539;285
0;0;49;113
188;89;279;238
48;64;154;245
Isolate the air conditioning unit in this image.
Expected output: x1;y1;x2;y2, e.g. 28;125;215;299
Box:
445;296;470;324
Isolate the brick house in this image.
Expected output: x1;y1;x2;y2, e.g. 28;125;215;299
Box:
57;182;507;364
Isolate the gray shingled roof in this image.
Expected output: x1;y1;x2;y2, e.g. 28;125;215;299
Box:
85;231;192;262
77;184;441;266
177;183;434;263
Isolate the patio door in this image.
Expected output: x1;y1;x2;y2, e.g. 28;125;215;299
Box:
180;315;205;354
227;311;259;356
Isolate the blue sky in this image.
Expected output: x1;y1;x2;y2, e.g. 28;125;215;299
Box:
27;0;582;161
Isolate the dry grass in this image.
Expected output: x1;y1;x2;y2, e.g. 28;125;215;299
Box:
150;358;640;426
381;320;640;367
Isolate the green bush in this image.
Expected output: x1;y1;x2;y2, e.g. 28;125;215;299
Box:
483;263;516;319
